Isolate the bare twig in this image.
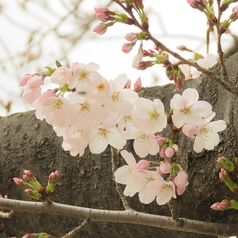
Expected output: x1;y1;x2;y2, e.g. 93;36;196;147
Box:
113;0;238;96
61;218;89;238
111;146;131;210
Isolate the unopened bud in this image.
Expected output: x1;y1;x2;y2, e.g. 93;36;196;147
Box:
48;170;60;184
13;178;29;187
217;157;235;172
125;79;131;89
134;77;142;92
24;189;43;200
210;199;232;210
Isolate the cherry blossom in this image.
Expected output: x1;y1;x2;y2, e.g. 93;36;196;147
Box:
35;96;70;127
87;124;126;154
146;179;176;205
68;62;101;91
50;67;72;86
114;150;150;185
132;98;167;134
104;74;138;116
193;113;226;153
124;170;163;203
61;123;89;157
170;88;213;128
122;130;159;158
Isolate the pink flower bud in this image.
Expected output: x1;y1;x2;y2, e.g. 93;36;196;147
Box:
48;170;60;184
187;0;206;11
121;43;133;53
93;23;107;35
136;160;151;170
134;77;142;92
94;7;110;14
156;167;164;175
13;178;28;187
125;32;138;41
230;6;238;21
159;150;165;158
176;45;188;51
210;199;231;211
182;123;199;138
19;74;32;86
160;161;171;174
125;79;131;88
24;170;35;178
27;74;45;89
155;136;166;146
174;170;189;195
219;168;229;182
165;146;175;158
22;234;36;238
96;13;114;22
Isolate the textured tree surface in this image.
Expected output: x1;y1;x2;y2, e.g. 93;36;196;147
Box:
1;52;238;238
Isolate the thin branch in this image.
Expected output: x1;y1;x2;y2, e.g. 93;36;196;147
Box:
61;218;89;238
1;198;238;237
111;146;131;210
215;0;232;87
113;0;238;96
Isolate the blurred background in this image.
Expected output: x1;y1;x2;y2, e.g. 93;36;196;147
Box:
0;0;237;116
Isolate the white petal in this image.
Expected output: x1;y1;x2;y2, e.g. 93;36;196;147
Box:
114;165;131;184
193;133;205;153
138;189;155;204
120;150;137;167
209;120;226;132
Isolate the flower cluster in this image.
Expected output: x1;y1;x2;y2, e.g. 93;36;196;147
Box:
20;65;226;157
20;62;168;158
115;150;188;205
170;88;226;153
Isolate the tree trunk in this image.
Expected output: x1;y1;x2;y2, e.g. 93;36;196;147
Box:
1;52;238;238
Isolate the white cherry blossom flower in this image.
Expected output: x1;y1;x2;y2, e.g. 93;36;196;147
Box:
193;113;226;153
146;179;176;205
104;74;138;116
87;124;126;154
170;88;212;128
132;98;167;134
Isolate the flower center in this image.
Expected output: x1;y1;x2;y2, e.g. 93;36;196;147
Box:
98;128;109;140
72;127;84;137
97;83;107;91
52;99;64;113
79;70;90;82
181;105;193;114
147;110;159;122
111;91;123;102
137;134;147;143
201;125;213;137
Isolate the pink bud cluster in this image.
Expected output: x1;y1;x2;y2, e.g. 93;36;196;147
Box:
13;170;60;200
93;7;134;35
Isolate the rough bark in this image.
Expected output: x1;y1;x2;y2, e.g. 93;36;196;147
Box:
1;52;238;237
